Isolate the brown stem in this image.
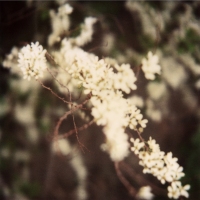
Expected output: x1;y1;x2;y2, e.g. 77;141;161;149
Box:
120;161;166;197
46;67;72;101
70;104;90;153
58;119;95;139
135;64;142;79
114;162;136;198
52;93;92;151
37;79;71;104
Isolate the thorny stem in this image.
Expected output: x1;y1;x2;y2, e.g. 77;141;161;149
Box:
114;162;136;198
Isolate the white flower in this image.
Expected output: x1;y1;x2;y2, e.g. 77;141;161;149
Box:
18;42;47;80
141;51;161;80
136;186;154;200
147;81;167;101
180;184;190;198
48;4;73;46
3;47;21;75
130;137;190;198
130;138;144;155
161;56;188;89
103;127;129;161
167;181;190;199
58;4;73;15
168;181;181;199
129;95;144;108
52;138;71;155
70;17;97;47
112;63;137;93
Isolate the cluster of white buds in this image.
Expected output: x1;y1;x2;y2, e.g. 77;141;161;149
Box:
130;137;190;199
18;42;47;80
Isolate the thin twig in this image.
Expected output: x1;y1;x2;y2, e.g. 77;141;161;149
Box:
70;104;87;153
57;119;95;139
53;93;92;148
46;67;71;100
135;64;142;79
37;79;71;104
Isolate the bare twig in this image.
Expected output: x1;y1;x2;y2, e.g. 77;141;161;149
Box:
46;67;71;101
52;93;92;150
37;79;71;104
58;119;95;139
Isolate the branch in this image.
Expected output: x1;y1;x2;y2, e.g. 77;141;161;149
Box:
52;93;92;146
58;119;95;139
37;79;71;104
114;162;136;198
120;161;166;197
46;67;72;101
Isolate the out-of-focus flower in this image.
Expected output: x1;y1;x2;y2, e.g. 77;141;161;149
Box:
142;51;161;80
136;186;154;200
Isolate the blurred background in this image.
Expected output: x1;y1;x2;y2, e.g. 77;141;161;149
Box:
0;1;200;199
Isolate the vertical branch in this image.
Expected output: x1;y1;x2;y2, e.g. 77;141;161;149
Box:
114;162;136;198
120;161;166;196
70;102;92;153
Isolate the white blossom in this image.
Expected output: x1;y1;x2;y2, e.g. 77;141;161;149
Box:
48;4;73;46
136;186;154;200
18;42;47;80
130;138;144;155
70;17;97;47
161;56;188;89
130;137;190;199
3;47;21;75
141;51;161;80
168;181;190;199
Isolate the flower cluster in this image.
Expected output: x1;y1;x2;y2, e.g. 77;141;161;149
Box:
2;2;192;199
141;51;161;80
18;42;47;80
130;137;190;199
70;17;97;47
48;4;73;46
52;38;148;161
3;47;21;75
